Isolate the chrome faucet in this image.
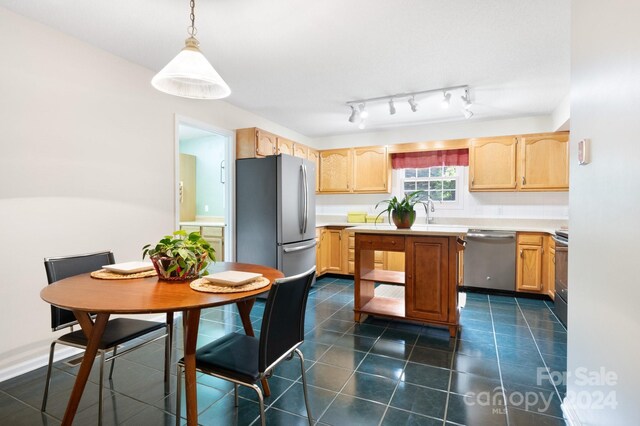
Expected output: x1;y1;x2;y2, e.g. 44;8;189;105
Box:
425;198;436;224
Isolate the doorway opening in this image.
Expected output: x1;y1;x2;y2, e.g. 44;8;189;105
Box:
174;116;234;262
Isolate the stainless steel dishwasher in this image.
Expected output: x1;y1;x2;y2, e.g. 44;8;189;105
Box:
462;229;516;291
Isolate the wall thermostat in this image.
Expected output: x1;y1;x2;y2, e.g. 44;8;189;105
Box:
578;138;590;165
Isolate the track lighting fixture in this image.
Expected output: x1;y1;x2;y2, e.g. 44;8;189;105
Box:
359;104;369;119
348;105;357;123
408;97;418;112
345;84;470;127
441;92;451;109
461;88;472;110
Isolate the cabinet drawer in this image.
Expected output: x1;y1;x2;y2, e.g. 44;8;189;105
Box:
348;235;355;249
348;248;354;261
357;234;405;251
201;226;223;238
518;234;543;245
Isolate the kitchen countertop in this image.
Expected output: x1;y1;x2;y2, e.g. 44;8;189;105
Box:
316;215;567;234
179;221;226;227
349;224;468;236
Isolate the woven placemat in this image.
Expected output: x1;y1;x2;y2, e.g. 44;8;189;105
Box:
190;276;270;294
90;269;158;280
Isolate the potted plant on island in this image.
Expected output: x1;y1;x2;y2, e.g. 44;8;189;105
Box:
143;230;216;281
374;190;433;229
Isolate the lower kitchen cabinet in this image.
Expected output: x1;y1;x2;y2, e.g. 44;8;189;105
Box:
545;235;556;299
516;232;544;293
180;224;225;261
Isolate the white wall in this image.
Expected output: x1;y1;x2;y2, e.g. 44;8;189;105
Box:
567;1;640;424
0;7;309;379
311;115;554;149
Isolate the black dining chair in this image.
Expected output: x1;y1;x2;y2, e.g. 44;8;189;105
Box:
41;251;172;425
175;266;316;426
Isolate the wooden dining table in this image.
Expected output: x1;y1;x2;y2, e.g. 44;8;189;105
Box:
40;261;283;426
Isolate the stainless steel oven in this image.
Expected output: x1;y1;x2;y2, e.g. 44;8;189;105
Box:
552;230;568;327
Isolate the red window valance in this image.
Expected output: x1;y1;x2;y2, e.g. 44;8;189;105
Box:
391;148;469;169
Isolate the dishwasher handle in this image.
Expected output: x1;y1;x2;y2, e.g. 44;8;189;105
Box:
466;232;516;239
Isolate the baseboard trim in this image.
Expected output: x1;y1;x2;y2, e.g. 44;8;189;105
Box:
562;397;582;426
0;313;169;383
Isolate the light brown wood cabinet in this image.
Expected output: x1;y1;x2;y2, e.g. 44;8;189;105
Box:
276;137;294;156
319;149;352;192
319;146;390;194
519;133;570;190
469;132;569;192
516;233;544;292
315;228;323;274
469;137;518;191
316;227;343;275
545;235;556;299
236;128;277;158
293;143;308;159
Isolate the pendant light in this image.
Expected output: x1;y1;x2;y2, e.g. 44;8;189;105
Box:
151;0;231;100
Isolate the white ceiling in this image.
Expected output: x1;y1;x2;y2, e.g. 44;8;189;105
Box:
2;0;570;137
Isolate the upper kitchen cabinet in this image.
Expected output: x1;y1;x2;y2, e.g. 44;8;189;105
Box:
352;146;390;192
236;128;277;158
469;132;570;192
293;143;308;159
318;146;390;194
307;147;320;192
469;137;518;191
319;148;352;192
518;133;570;191
276;137;294;156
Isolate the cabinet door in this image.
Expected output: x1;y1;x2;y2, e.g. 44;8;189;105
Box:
405;237;449;322
352;146;389;192
519;133;569;190
255;129;277;157
179;154;197;222
517;244;543;292
547;245;556;299
307;148;320;192
293;143;308;159
319;149;352;193
469;137;518;191
326;229;343;273
319;229;329;274
277;137;294;156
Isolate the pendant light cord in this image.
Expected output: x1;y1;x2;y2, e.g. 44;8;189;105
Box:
188;0;197;37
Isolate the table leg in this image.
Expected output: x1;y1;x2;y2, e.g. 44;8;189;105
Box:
164;312;174;393
236;299;271;397
61;312;110;426
182;309;201;426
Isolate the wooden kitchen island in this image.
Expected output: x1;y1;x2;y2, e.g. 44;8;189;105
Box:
353;225;466;337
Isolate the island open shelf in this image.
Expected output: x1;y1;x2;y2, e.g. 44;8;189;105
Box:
353;227;465;337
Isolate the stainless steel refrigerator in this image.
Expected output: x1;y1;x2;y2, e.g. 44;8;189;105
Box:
236;155;316;281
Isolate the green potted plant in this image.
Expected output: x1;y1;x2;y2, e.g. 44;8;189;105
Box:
374;190;432;229
143;230;215;281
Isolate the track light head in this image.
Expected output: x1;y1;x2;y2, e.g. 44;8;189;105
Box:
348;105;357;123
359;103;369;119
358;119;366;130
461;88;472;110
389;99;396;115
441;92;451;109
463;108;473;119
408;96;418;112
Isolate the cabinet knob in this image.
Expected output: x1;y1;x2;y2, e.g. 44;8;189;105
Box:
522;176;526;185
520;249;523;258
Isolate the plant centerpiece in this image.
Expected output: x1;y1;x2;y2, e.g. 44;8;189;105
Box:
143;230;215;281
375;190;432;229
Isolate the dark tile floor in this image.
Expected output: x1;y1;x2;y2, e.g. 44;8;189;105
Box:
0;277;567;425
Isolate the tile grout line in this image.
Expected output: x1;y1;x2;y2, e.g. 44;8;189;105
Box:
487;295;510;426
513;298;565;408
441;325;460;426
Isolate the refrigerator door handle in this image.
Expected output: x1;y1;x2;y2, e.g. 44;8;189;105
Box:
283;241;317;253
302;164;309;234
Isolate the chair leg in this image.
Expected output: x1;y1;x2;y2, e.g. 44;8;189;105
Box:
250;384;266;426
41;341;57;412
98;351;105;426
108;346;117;380
234;383;239;407
175;363;183;426
295;348;313;425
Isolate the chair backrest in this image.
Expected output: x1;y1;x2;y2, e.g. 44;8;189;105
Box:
44;251;115;331
258;266;316;373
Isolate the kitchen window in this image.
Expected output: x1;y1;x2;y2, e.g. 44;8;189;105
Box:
401;166;462;205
